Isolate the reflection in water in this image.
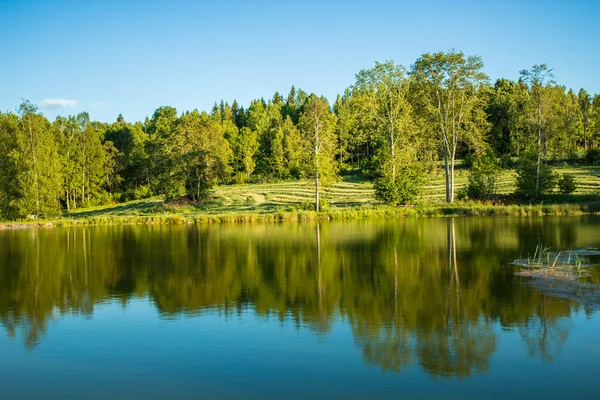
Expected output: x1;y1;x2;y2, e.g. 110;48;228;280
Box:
1;217;599;377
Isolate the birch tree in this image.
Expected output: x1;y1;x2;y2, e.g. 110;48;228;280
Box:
411;50;489;203
353;61;413;181
299;95;338;211
519;64;554;195
578;89;591;151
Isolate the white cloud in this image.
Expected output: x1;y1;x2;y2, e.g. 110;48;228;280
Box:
39;98;78;109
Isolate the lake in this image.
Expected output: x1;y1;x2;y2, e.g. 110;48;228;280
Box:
1;217;600;399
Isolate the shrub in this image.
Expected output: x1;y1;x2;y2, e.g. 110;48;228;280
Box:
500;154;514;169
585;149;600;165
298;197;329;211
463;153;476;169
514;153;556;200
374;166;425;205
120;185;152;202
466;154;499;200
557;173;577;194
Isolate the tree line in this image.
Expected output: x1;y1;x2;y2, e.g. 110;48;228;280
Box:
2;50;600;219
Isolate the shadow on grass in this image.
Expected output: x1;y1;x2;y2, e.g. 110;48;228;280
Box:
537;194;600;205
65;200;163;219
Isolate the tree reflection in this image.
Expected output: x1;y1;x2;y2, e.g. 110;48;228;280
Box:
0;217;596;374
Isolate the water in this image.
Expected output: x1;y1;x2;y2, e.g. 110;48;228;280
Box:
1;217;600;399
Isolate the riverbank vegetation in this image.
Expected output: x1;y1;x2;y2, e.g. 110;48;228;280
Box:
2;50;600;222
0;165;596;227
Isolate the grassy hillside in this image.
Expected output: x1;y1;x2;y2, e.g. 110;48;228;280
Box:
46;165;600;225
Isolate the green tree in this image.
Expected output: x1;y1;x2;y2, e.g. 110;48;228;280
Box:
14;101;62;217
578;89;591;151
228;126;259;183
486;79;530;157
146;106;179;196
353;61;415;182
75;112;107;206
411;50;490;203
52;116;79;209
592;94;600;149
519;64;555;194
281;116;303;178
0;112;20;219
515;152;556;200
299;95;338;211
103;117;150;192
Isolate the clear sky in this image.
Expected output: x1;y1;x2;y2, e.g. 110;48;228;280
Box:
1;0;598;122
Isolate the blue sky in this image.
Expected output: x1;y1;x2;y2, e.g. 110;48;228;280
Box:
1;0;598;122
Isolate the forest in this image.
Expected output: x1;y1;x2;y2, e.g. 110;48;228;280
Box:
1;49;600;220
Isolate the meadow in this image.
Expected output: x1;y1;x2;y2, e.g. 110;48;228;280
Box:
23;164;595;226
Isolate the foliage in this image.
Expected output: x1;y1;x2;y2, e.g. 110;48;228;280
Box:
500;154;514;169
411;49;490;203
120;185;152;202
374;165;424;205
515;152;556;200
352;61;415;180
585;149;600;164
466;154;500;200
557;173;577;194
298;95;338;211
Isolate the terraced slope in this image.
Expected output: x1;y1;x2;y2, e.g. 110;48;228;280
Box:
62;166;600;220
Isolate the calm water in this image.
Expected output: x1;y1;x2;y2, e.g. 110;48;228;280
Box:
1;217;600;399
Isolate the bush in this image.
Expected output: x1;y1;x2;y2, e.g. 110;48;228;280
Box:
120;185;152;202
500;154;514;169
585;149;600;165
374;166;425;205
466;154;499;200
557;173;577;194
514;153;556;200
298;197;329;211
463;153;476;169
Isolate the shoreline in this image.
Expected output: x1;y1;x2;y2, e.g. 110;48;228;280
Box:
1;201;599;229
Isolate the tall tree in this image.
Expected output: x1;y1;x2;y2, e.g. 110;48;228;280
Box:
299;95;338;211
352;61;414;182
578;89;591;151
0;112;20;219
591;94;600;149
519;64;554;194
13;101;62;217
486;79;530;157
411;50;490;203
228;126;259;183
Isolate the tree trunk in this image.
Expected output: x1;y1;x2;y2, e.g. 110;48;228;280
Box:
536;94;542;195
315;121;320;212
584;123;587;151
66;189;70;211
450;158;455;203
390;128;396;182
315;169;320;212
444;151;451;203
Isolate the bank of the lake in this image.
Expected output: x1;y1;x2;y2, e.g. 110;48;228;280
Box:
2;166;600;228
1;200;600;229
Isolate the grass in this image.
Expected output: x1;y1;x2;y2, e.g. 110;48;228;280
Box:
511;246;600;306
2;165;600;227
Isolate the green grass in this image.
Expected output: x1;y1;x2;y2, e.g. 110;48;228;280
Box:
2;166;600;227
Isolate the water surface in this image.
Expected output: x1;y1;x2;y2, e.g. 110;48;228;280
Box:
1;217;600;399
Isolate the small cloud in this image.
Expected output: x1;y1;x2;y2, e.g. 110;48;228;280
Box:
39;98;78;109
89;102;105;108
